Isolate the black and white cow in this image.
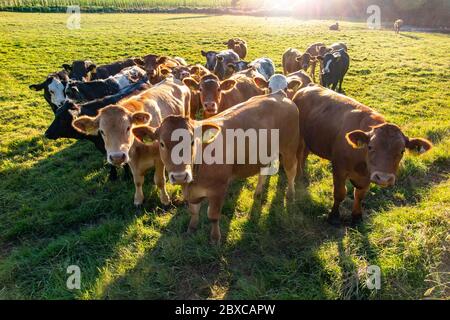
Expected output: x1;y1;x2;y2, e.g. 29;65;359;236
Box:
65;66;147;102
318;49;350;92
62;58;140;81
29;70;69;113
228;58;275;81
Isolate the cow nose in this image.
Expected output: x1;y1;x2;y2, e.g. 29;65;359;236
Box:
203;102;217;113
371;172;396;187
109;152;127;166
169;171;192;184
180;71;190;79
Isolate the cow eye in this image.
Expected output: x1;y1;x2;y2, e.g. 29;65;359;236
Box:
368;145;373;151
160;141;165;148
126;126;130;132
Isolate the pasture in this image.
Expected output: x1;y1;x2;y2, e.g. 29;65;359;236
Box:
0;12;449;299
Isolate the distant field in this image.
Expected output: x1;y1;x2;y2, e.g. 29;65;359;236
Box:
0;12;449;299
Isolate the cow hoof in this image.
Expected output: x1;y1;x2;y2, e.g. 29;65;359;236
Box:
351;216;363;227
327;214;341;227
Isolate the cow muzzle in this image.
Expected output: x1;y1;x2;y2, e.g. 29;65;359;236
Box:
169;170;193;184
203;101;218;114
108;152;129;166
371;171;396;187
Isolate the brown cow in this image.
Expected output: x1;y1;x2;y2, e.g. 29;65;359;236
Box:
72;78;191;206
183;73;264;119
223;38;248;59
132;90;299;244
394;19;404;34
304;42;329;82
293;85;432;226
329;22;339;31
136;55;183;84
282;48;312;75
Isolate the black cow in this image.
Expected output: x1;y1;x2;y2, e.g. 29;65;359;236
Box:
29;70;69;113
62;58;139;82
45;78;150;180
318;49;349;92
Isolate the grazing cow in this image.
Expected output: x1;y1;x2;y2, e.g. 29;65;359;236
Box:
329;22;339;31
214;50;240;80
135;55;182;84
253;70;311;99
29;70;69;112
282;48;312;75
318;49;349;92
72;78;191;206
293;85;432;226
394;19;404;34
132;90;299;244
65;66;147;102
223;38;248;59
183;73;264;118
45;79;149;180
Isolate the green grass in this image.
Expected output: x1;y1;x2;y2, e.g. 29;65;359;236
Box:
0;12;449;300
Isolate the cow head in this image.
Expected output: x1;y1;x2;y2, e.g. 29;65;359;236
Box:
227;61;249;75
72;105;151;166
183;74;236;117
201;50;218;71
318;51;341;87
172;66;192;81
62;60;96;81
29;70;69;112
254;75;301;98
132;116;221;184
296;53;313;71
136;55;170;80
346;123;432;187
45;100;84;140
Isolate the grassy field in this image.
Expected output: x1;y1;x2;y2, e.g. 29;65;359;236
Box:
0;12;449;300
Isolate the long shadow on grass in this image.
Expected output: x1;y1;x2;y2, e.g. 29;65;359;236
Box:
89;179;247;299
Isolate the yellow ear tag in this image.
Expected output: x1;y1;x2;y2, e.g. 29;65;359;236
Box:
142;136;153;144
356;140;365;149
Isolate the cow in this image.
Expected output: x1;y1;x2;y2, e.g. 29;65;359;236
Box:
293;85;432;226
223;38;248;59
62;58;139;81
253;70;311;99
65;66;147;102
228;58;275;81
45;79;149;180
135;55;182;84
171;64;210;119
72;78;191;207
282;48;312;76
394;19;404;34
201;49;239;76
213;50;240;80
329;22;339;31
183;73;264;119
29;70;69;113
318;49;349;92
131;90;299;244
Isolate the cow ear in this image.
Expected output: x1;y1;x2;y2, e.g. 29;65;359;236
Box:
223;41;228;45
287;79;302;91
62;64;72;71
217;56;224;62
317;56;324;61
87;64;97;72
405;138;432;154
346;130;370;149
72;116;99;135
183;77;200;91
227;63;237;72
131;111;151;125
160;68;171;76
201;50;207;57
199;123;221;144
156;56;168;65
132;125;158;144
220;79;236;92
29;82;45;91
133;58;145;66
253;76;268;89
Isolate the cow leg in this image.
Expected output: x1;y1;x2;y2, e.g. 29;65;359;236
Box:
154;157;170;206
207;194;226;245
338;77;344;92
329;170;347;226
282;153;298;201
331;81;338;91
296;138;309;180
130;161;145;207
310;61;316;83
352;186;369;226
254;174;267;198
187;202;201;234
108;165;118;181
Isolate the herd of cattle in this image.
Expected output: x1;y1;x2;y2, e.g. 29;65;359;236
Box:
29;37;432;244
